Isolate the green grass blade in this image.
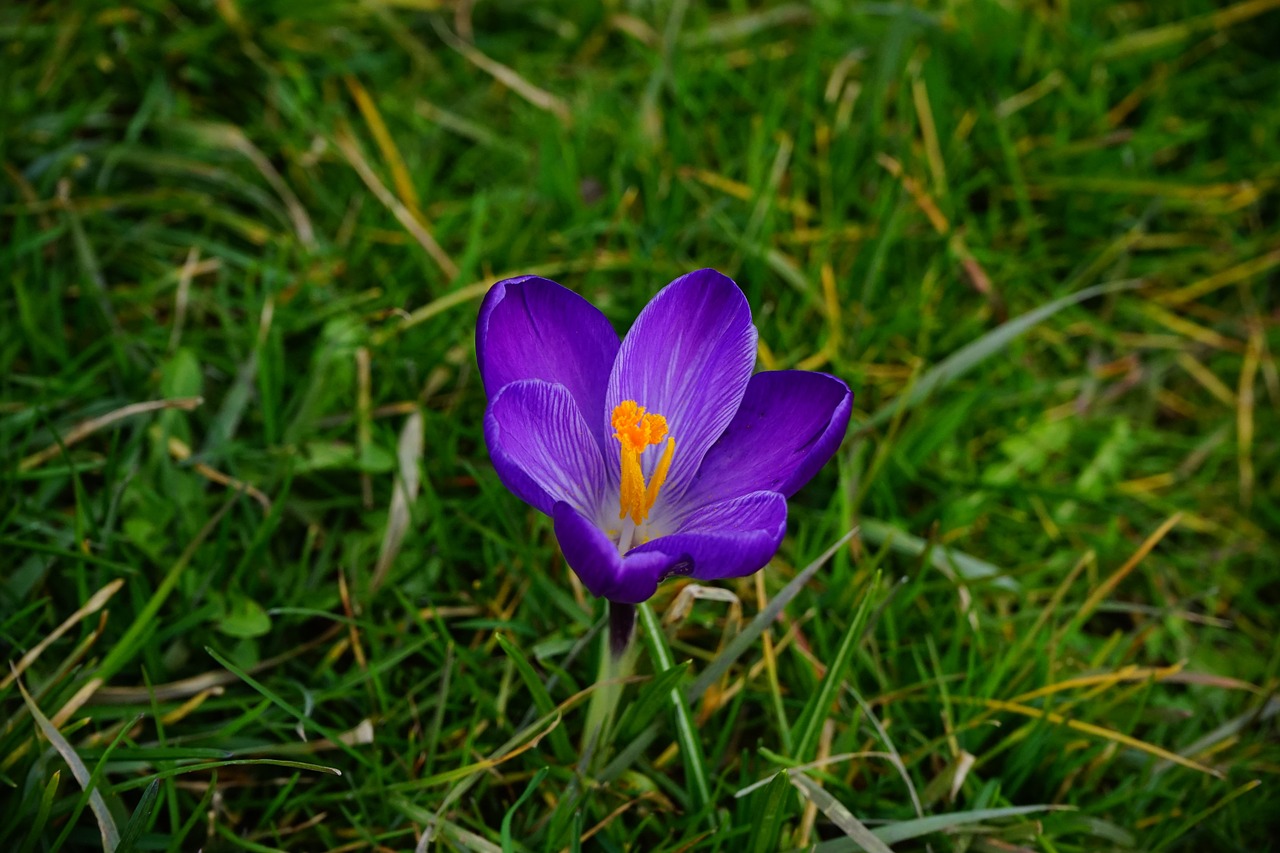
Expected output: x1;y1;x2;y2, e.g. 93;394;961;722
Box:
790;772;893;853
812;805;1074;851
791;573;879;761
107;760;339;795
94;498;237;685
597;530;857;785
114;779;161;853
748;771;793;853
689;528;859;702
203;646;356;757
15;677;120;852
616;658;690;741
637;602;712;812
500;766;548;853
495;633;574;763
859;517;1018;591
16;770;60;853
861;280;1140;431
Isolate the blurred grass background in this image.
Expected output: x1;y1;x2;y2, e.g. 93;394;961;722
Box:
2;0;1279;849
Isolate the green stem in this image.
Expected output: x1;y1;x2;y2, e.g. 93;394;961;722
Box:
581;601;639;760
608;601;636;658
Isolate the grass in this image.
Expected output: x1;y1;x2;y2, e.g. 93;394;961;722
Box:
2;0;1279;849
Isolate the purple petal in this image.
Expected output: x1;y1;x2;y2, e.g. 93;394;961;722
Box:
630;490;787;581
553;502;677;603
477;276;620;450
484;380;606;517
605;269;757;503
682;371;852;508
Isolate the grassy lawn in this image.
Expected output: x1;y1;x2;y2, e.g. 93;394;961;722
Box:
3;0;1279;849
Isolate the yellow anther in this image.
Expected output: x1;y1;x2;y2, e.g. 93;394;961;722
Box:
611;400;676;524
644;435;675;514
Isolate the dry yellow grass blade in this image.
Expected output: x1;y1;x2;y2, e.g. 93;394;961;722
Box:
694;611;807;720
1176;352;1237;406
411;712;564;791
958;696;1223;778
160;687;225;726
1;579;123;690
51;677;105;728
876;153;1000;307
1116;473;1177;495
19;396;203;472
185;122;316;246
579;793;667;845
1099;0;1280;60
1139;303;1243;352
877;152;948;233
373;411;425;591
429;17;571;125
678;166;818;219
345;76;421;212
997;69;1064;119
333;127;459;280
1026;177;1266;211
910;72;947;196
821;262;841;345
1238;327;1262;508
167;436;272;512
1066;513;1182;634
372;251;633;344
1011;663;1184;705
780;224;871;244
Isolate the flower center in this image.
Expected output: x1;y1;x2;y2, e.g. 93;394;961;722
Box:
611;400;676;525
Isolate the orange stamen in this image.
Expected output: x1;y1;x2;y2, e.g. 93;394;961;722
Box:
611;400;676;524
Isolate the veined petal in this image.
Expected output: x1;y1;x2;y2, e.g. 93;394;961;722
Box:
552;502;679;603
484;380;606;517
477;276;620;450
682;371;852;508
629;490;787;581
606;269;757;505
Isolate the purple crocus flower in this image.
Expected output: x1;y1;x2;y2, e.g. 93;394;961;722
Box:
477;269;852;606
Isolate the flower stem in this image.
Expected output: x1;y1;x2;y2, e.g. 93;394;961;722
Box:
581;600;639;760
608;601;636;659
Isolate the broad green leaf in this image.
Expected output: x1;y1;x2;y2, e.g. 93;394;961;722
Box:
216;592;272;638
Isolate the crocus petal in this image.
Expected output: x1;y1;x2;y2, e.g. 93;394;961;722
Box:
682;371;852;509
484;380;606;517
553;502;679;603
629;490;786;581
606;269;757;503
477;276;620;450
